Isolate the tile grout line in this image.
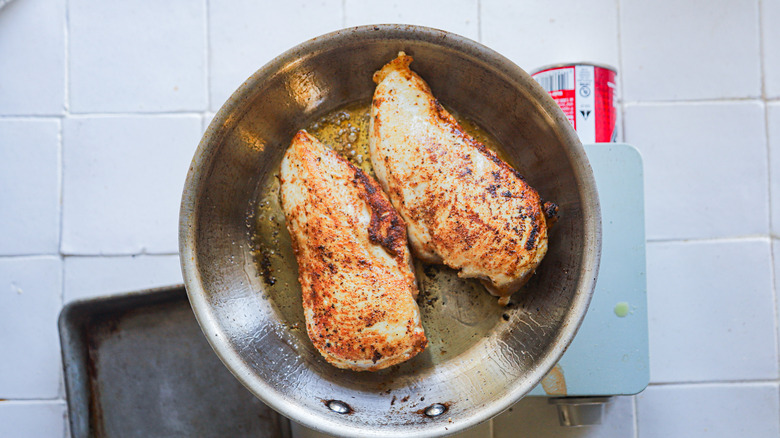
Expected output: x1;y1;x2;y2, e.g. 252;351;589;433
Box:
616;0;627;143
632;395;640;438
0;255;63;261
60;0;70;352
0;115;64;120
477;0;482;43
56;115;65;260
624;97;767;106
204;0;210;115
759;0;767;102
29;111;204;118
617;5;638;434
59;252;66;401
62;252;180;258
770;232;780;381
341;0;346;28
63;0;70;115
647;235;773;244
0;398;69;405
648;379;780;387
0;253;179;259
57;115;65;414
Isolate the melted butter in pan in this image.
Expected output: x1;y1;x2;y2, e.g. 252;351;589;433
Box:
306;101;374;176
305;99;510;175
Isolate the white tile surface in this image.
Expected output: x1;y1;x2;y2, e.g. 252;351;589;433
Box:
0;257;62;399
0;0;65;115
0;401;66;438
646;240;777;383
769;103;780;235
481;0;619;72
68;0;206;113
637;383;780;438
345;0;478;40
493;396;635;438
624;102;768;240
621;0;761;101
61;116;201;254
2;2;780;436
0;120;61;255
208;0;343;111
64;255;182;302
764;0;780;98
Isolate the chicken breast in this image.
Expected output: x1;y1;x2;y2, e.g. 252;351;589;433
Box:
280;130;427;371
369;53;558;305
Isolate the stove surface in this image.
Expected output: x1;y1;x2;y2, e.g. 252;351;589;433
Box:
527;143;649;397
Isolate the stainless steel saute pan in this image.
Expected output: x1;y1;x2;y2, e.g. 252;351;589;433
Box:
180;24;600;437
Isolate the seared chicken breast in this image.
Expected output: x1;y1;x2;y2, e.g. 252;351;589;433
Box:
369;53;557;305
280;130;427;371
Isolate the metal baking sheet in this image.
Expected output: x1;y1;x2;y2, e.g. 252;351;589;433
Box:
59;285;291;438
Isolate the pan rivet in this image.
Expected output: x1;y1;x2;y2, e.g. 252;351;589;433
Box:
424;403;447;417
327;400;351;414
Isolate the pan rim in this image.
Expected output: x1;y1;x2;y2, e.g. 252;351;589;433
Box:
179;23;601;438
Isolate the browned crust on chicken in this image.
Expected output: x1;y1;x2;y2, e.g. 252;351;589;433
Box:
280;130;427;371
353;169;407;258
370;53;556;305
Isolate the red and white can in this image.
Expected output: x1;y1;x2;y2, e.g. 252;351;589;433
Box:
531;63;618;143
